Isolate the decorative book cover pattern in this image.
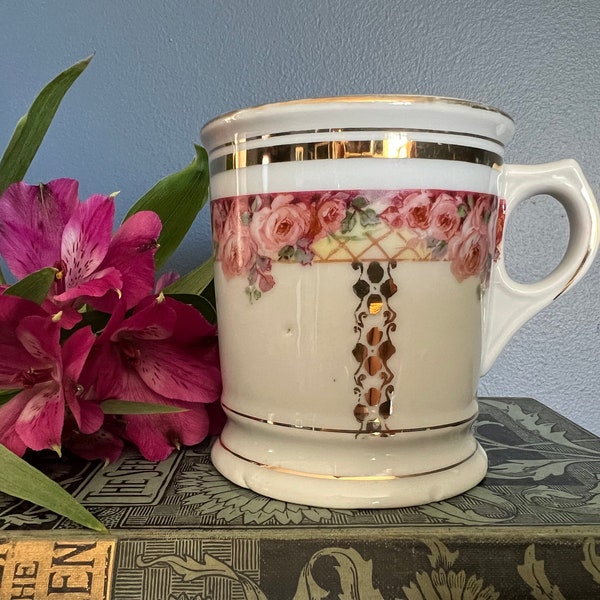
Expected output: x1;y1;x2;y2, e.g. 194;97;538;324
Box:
1;397;600;599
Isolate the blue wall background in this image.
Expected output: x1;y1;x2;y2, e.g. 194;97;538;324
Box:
1;1;599;432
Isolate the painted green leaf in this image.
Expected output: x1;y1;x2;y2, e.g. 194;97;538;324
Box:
0;444;106;532
100;399;188;415
351;196;368;209
4;267;57;304
162;255;214;296
125;144;210;269
0;55;93;196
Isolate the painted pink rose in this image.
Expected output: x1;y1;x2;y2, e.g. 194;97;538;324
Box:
428;193;462;241
399;191;433;231
448;229;490;282
314;194;348;240
211;198;230;244
379;205;404;229
463;194;494;235
494;198;506;260
219;226;257;279
250;194;311;254
216;197;257;279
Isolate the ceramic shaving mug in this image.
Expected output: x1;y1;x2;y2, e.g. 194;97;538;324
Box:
200;96;599;508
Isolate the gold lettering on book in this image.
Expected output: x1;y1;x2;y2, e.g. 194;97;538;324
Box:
0;538;115;600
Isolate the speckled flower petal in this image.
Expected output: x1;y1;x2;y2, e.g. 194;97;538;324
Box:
0;179;79;278
61;194;114;289
14;384;64;452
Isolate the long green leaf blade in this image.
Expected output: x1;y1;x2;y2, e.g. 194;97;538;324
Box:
163;255;214;295
125;145;210;269
100;399;188;415
0;54;93;195
0;444;106;532
4;267;57;304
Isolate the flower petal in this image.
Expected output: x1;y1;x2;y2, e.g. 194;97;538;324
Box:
167;297;217;341
16;314;61;365
15;384;64;451
61;326;102;433
95;210;162;311
0;392;30;456
0;296;48;382
111;296;176;341
0;179;79;278
64;419;124;463
125;402;210;461
62;325;96;381
54;266;122;304
136;339;221;403
61;194;114;289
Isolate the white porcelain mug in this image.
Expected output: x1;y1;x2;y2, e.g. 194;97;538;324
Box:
201;96;599;508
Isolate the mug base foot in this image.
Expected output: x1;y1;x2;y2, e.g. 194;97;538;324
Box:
210;437;488;509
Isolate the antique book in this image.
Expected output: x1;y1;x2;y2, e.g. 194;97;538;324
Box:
1;397;600;599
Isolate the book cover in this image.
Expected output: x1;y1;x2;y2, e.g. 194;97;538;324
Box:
1;397;600;599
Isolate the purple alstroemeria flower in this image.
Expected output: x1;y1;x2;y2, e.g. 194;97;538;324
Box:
0;295;99;455
80;294;222;461
0;179;162;326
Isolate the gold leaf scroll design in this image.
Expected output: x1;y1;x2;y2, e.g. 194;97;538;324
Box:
352;261;398;436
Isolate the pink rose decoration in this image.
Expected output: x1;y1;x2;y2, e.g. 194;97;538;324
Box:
219;226;258;279
463;194;493;235
314;194;348;240
428;193;462;241
217;196;257;279
250;194;311;254
379;204;404;229
448;229;490;282
494;198;506;260
211;198;230;244
399;191;433;231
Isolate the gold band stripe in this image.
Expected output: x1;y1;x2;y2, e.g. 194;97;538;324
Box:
218;438;480;480
222;403;477;434
210;126;505;152
210;139;502;173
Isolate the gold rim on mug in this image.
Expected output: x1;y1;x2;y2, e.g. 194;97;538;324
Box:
222;403;478;435
202;94;514;131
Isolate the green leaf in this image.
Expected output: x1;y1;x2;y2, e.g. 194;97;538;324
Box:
359;208;379;227
0;389;21;407
0;55;93;196
278;245;295;260
125;145;210;269
340;212;357;234
0;444;106;532
76;308;112;335
4;267;57;304
100;399;188;415
351;196;368;209
162;255;214;295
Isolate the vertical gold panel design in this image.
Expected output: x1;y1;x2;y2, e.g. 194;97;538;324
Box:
352;261;398;435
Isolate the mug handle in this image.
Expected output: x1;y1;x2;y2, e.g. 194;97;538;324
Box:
481;159;599;374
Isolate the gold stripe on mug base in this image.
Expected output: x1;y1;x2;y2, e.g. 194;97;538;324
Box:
217;439;479;480
222;403;477;435
210;139;502;173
